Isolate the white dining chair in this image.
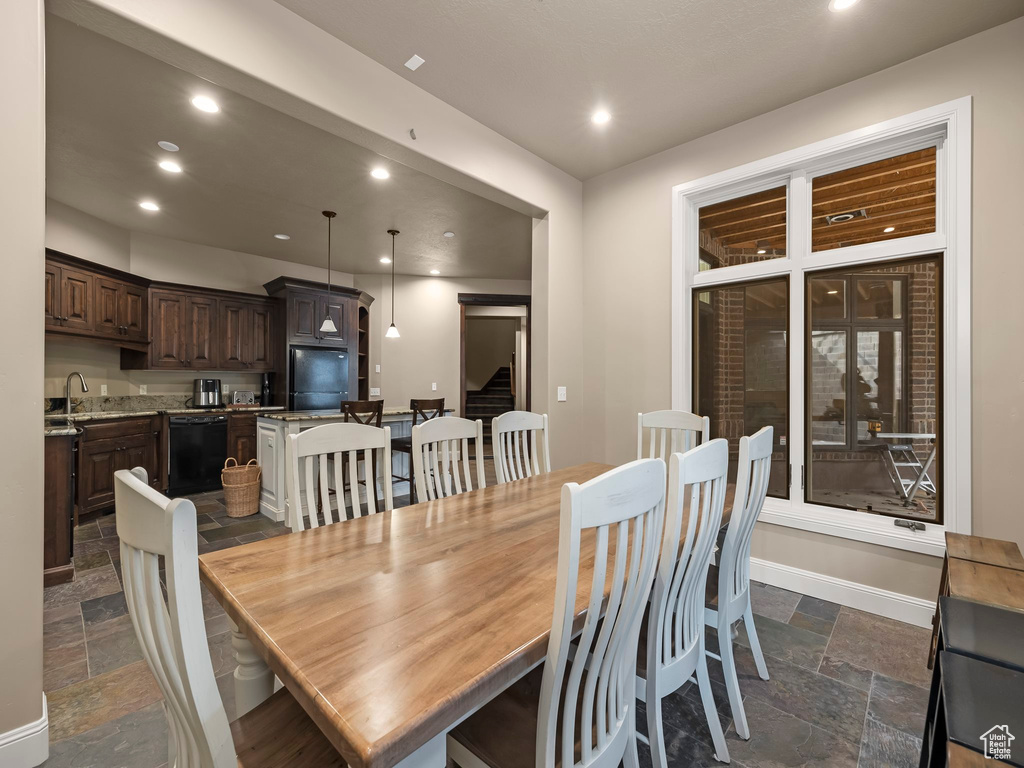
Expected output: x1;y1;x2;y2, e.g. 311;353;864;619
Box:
636;409;710;461
492;410;551;484
705;426;774;740
113;467;344;768
286;421;393;532
411;416;486;500
447;458;666;768
640;438;731;765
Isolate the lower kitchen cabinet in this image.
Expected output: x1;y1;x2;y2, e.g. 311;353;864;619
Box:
227;413;258;464
76;417;162;520
44;434;75;586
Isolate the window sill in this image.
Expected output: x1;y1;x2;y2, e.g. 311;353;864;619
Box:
759;496;947;557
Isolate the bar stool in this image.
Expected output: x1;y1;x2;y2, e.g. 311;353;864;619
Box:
392;398;444;502
340;399;385;502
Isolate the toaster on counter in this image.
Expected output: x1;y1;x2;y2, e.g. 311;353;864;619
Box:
232;390;256;405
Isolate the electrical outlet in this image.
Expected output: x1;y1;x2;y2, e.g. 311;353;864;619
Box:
222;384;229;393
138;384;147;395
100;384;108;396
431;382;437;391
375;364;381;374
557;386;567;402
370;387;381;397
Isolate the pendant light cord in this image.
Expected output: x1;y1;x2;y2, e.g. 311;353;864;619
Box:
391;231;396;325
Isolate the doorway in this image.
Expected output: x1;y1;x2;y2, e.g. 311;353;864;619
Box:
459;294;531;435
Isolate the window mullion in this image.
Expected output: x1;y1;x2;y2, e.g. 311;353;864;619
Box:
788;172;809;503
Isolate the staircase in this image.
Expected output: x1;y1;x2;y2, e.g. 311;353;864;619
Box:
465;367;514;444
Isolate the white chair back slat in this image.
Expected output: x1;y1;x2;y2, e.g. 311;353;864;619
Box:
286;422;393;532
721;426;774;607
707;426;775;742
637;410;710;461
536;459;666;768
412;417;486;501
492;411;551;484
641;440;731;766
114;467;235;768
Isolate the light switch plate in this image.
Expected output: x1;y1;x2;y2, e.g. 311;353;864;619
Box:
370;387;381;397
375;364;381;373
557;386;567;402
100;384;108;396
139;384;147;395
432;382;437;391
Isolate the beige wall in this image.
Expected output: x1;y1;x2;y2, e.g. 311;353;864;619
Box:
46;198;129;270
357;274;531;414
1;0;46;753
465;317;517;390
51;0;585;470
581;17;1024;598
130;231;352;296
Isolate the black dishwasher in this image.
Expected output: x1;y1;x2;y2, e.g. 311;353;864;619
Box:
168;414;228;496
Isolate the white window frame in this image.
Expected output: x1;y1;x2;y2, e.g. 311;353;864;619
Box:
671;97;971;557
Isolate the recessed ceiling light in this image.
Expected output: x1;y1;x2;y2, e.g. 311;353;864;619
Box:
828;0;859;11
191;95;219;113
591;110;611;125
139;201;160;212
430;269;440;275
158;160;182;173
405;54;425;71
379;256;391;264
443;231;455;238
157;141;179;152
757;249;767;255
883;226;896;233
274;234;291;240
371;167;390;180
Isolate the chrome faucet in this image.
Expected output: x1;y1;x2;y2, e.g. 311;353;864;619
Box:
65;371;89;419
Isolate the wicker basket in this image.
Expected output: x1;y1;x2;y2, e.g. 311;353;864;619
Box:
222;458;261;518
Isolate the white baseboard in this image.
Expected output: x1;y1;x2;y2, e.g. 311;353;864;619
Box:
0;694;48;768
749;557;935;629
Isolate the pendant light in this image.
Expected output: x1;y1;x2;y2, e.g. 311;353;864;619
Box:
320;210;338;334
385;229;400;338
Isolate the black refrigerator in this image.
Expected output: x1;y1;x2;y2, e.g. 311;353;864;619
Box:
289;347;350;410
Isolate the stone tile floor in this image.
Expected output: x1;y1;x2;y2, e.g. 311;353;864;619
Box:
42;489;932;767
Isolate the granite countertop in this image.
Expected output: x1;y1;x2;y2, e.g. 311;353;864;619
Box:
44;426;80;437
261;407;454;422
43;405;285;427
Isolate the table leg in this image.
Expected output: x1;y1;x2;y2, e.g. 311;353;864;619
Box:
230;618;275;717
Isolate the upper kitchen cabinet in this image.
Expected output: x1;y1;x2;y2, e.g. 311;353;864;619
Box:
45;250;149;346
219;299;276;371
264;277;360;349
123;284;278;372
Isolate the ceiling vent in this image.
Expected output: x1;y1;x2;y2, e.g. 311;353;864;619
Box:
825;209;868;225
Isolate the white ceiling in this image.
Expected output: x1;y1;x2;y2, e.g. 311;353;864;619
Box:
275;0;1024;180
45;15;533;280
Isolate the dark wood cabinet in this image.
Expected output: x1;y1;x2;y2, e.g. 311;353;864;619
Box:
219;300;276;372
121;284;147;341
76;417;161;519
288;290;320;345
150;290;188;368
45;263;62;330
227;413;258;464
44;434;75;587
186;296;218;368
46;251;150;346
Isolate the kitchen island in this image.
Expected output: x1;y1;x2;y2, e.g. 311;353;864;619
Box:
255;408;451;522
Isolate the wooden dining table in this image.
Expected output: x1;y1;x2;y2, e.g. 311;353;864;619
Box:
199;462;614;768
